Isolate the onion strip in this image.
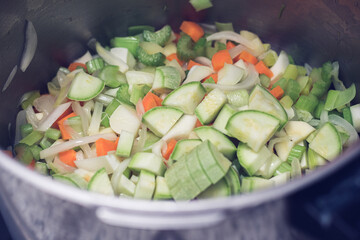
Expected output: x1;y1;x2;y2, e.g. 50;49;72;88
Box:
72;102;90;135
206;31;255;49
40;133;117;159
328;114;359;146
2;65;17;92
20;21;37;72
37;102;72;131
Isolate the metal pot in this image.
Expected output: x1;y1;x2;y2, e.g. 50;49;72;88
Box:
0;0;359;239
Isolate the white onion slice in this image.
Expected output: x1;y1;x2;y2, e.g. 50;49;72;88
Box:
132;124;147;153
111;158;131;193
76;150;85;161
52;156;76;174
228;44;247;59
37;102;71;131
25;105;39;128
202;64;259;91
206;31;255;49
194;57;212;67
96;42;129;73
74;51;93;64
152;139;166;157
20;21;37;72
83;100;94;121
183;65;214;84
63;124;95;159
328;114;359;146
270;51;289;81
72;101;90;135
331;61;346;91
320;110;329;126
268;136;290;152
40;133;117;159
33;94;56;115
2;65;17;92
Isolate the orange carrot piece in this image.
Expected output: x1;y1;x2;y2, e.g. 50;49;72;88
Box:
162;139;178;160
255;61;274;78
166;53;184;66
187;60;204;70
270;86;284;99
195;119;203;128
143;92;162;112
52;106;72;129
226;41;236;50
179;21;204;42
203;73;218;83
58;112;77;140
96;138;117;157
28;159;36;169
238;50;258;65
115;137;120;147
59;149;77;167
212;49;233;71
68;62;87;72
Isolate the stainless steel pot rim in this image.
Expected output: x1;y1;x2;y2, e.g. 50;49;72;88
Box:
0;142;358;214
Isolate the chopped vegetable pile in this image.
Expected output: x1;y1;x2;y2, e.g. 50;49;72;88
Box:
13;21;360;201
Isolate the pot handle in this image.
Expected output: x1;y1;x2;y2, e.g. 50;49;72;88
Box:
95;207;227;230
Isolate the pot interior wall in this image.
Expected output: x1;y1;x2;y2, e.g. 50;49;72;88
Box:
0;0;360;148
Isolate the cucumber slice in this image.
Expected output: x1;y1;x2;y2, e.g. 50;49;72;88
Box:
128;152;166;176
217;63;245;85
170;139;202;161
162;114;197;142
307;148;327;169
309;122;342;160
53;174;82;188
109;105;141;135
152;66;181;93
162;82;206;115
226;110;280;152
114;174;136;196
197;178;230;199
212;104;237;136
195;88;227;125
134;170;156;200
249;84;288;128
143;25;172;47
274;139;295;161
224;166;241;195
142;106;184;137
153;176;172;200
125;70;154;92
67;72;105;101
237;143;272;176
116;130;135;157
75;154;120;174
284;121;315;144
87;168;114;196
185;148;212;191
194;126;236;160
255;153;282;179
241;177;274;193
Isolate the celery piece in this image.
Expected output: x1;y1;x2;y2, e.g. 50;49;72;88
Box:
130;84;151;105
301;79;312;96
226;89;249;107
101;99;121;127
35;162;48;175
311;79;331;98
39;137;52;149
111;36;140;57
143;25;172;47
271;78;288;90
20;131;44;146
86;58;105;74
21;91;41;110
203;77;215;92
263;43;271;52
296;76;310;92
177;34;196;61
280;95;293;109
342;107;353;125
313;101;325;119
263;50;277;68
294;94;319;114
99;65;127;88
116;84;133;106
321;61;332;82
20;123;33;138
123;168;131;179
287;55;295;65
194;37;206;57
29;145;42;161
324;90;340;112
307;148;326;170
283;64;298;80
287;145;306;164
297;66;307;76
137;46;165;67
215;22;234;32
128;25;155;36
205;41;226;59
14;143;33;165
259;74;270;88
324;84;356;111
189;0;213;12
45;128;61;141
285;79;301;102
274;162;292;176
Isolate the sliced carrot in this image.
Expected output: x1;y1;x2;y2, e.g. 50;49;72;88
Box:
187;60;204;70
212;49;233;71
226;41;236;50
27;159;36;169
179;21;204;42
270;86;284;100
238;50;258;65
96;138;117;157
255;61;274;78
203;73;218;83
68;62;87;72
195;119;203;128
59;149;77;167
142;92;162;112
115;137;120;147
58;112;77;140
166;53;184;66
52;106;72;129
162;139;178;160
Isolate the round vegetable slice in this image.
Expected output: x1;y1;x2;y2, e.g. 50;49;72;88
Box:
67;72;105;101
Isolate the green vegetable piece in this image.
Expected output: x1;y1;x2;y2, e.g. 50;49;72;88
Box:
283;64;298;80
279;95;293;109
342;107;353;125
39;137;52;149
21;91;41;110
287;145;306;164
259;74;271;88
45;128;61;141
313;101;325;119
193;37;206;57
29;145;42;161
271;78;288;90
20;123;33;138
294;94;319;115
143;25;172;47
297;66;307;76
287;55;295;65
128;25;155;36
321;61;332;82
99;65;127;88
20;131;44;146
263;50;277;68
111;36;140;56
285;79;301;102
324;84;356;111
86;58;105;74
215;22;234;31
101;99;121;127
130;84;151;105
116;84;133;106
226;89;249;107
274;162;292;176
14;143;33;164
189;0;213;12
137;46;166;66
177;34;196;61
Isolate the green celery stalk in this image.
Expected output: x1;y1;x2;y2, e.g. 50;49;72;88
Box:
20;123;33;138
111;36;140;56
20;131;44;146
